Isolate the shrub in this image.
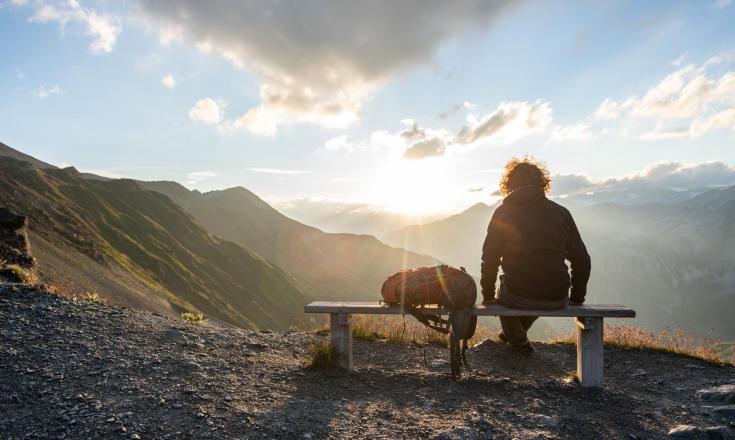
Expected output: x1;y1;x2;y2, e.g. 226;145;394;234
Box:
308;341;337;368
181;311;207;324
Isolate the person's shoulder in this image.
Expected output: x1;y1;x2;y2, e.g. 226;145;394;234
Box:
544;198;573;218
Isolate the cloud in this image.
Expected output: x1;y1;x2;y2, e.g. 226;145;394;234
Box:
403;137;447;160
18;0;121;53
550;174;595;195
34;84;62;99
248;167;312;175
549;123;594;143
188;98;224;125
457;101;552;144
184;171;217;185
592;51;735;139
161;74;176;90
690;108;735;138
551;161;735;196
323;135;355;154
137;0;513;135
439;101;476;119
618;161;735;189
325;101;558;160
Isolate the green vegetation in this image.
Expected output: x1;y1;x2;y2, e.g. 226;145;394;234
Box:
550;325;734;366
308;341;337;368
0;264;36;284
181;311;208;324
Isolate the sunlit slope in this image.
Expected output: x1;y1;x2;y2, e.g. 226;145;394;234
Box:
0;157;309;329
141;182;438;301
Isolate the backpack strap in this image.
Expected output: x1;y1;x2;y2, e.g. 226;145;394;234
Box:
405;305;449;334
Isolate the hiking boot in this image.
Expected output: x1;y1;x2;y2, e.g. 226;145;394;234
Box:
513;343;535;355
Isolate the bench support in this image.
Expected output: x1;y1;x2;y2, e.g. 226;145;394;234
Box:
330;313;353;370
576;317;603;388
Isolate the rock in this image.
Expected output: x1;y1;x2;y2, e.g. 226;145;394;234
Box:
704;426;733;440
666;425;707;439
130;434;141;440
530;414;558;428
697;385;735;405
712;406;735;421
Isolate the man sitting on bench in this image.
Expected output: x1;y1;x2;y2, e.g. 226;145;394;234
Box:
481;157;592;353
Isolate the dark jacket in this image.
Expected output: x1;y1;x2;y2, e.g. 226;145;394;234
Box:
480;185;591;304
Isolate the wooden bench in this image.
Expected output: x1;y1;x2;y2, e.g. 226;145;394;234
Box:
304;301;636;388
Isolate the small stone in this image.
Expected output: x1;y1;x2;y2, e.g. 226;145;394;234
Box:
666;425;707;439
302;433;313;439
130;435;140;440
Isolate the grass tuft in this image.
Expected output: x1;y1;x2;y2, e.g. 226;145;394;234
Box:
549;325;733;366
0;264;37;284
83;292;103;303
181;311;207;324
308;341;338;368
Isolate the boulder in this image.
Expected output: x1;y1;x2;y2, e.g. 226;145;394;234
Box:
697;385;735;405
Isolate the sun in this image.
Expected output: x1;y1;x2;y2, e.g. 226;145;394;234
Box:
369;158;458;216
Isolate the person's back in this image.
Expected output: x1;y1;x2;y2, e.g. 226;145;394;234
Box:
480;157;591;352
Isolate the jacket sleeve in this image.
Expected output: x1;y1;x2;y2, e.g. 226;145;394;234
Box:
566;213;591;303
480;210;504;300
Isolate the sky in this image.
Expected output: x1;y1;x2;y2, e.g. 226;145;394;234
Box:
2;0;735;216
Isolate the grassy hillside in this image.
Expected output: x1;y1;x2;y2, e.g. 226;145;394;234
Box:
141;182;438;301
0;157;309;329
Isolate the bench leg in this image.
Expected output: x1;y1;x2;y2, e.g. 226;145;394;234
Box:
576;317;603;388
330;313;353;370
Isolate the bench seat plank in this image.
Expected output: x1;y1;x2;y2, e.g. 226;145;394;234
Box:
304;301;635;318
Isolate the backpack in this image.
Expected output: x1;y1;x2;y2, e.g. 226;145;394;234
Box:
381;265;478;380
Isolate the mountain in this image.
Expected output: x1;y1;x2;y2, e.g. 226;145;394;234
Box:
385;189;735;339
0;156;310;329
140;181;438;301
0;141;57;169
383;202;496;275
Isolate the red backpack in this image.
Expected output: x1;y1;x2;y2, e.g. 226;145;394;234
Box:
381;265;477;380
380;265;477;307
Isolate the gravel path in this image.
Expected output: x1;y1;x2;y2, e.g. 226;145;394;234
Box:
1;285;734;439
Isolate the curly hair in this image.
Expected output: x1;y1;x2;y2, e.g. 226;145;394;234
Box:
498;156;552;196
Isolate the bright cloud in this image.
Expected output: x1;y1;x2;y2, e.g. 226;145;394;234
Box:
34;84;62;99
161;74;176;90
18;0;122;53
552;161;735;195
593;51;735;139
457;101;552;145
188;98;224;125
326;100;560;160
137;0;514;135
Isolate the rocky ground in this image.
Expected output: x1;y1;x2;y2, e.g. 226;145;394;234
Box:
1;285;734;440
